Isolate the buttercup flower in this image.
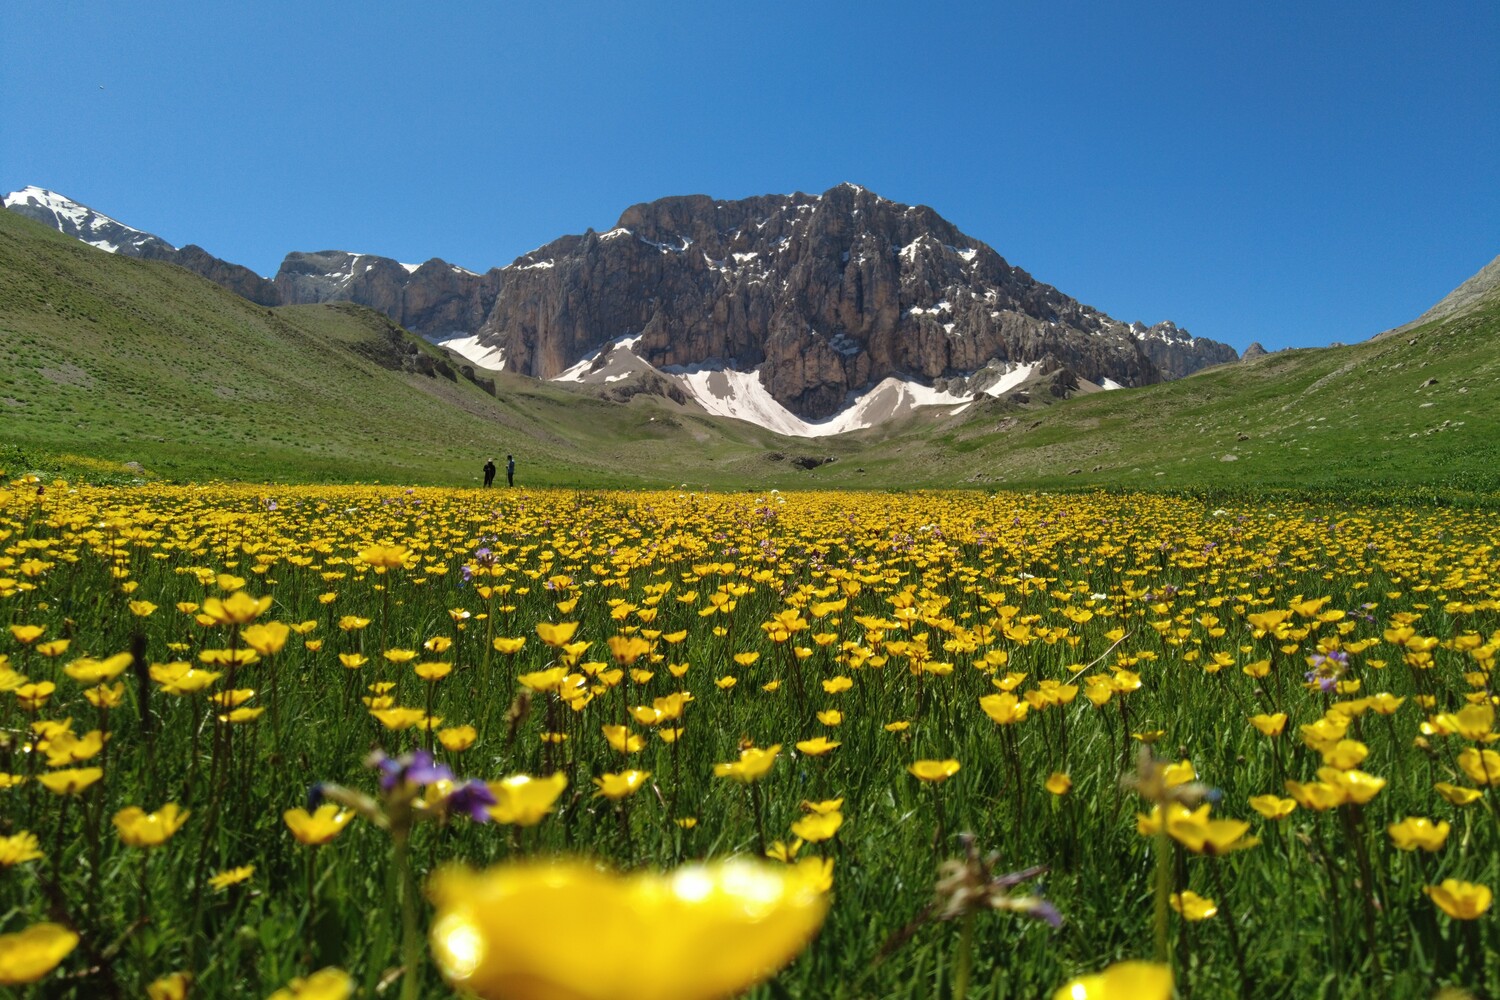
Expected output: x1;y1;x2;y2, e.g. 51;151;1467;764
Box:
147;971;193;1000
209;864;256;891
113;803;190;847
487;773;568;826
1169;890;1218;921
0;922;79;986
713;745;781;784
1053;960;1173;1000
267;966;355;1000
427;858;830;1000
0;831;44;867
1425;879;1492;920
285;803;356;845
593;770;651;800
38;767;104;796
1388;816;1450;852
908;759;961;783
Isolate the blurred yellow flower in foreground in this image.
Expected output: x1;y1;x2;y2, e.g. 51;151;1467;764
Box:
38;767;103;796
713;745;782;784
200;590;271;626
146;971;193;1000
536;621;580;647
0;831;43;867
9;624;46;645
241;621;290;656
1169;890;1218;920
438;725;478;752
1457;748;1500;786
1053;960;1172;1000
593;770;650;800
790;811;843;843
487;772;568;826
428;858;830;1000
266;966;355;1000
1388;816;1450;852
908;759;960;783
1434;782;1484;806
113;803;189;847
284;804;355;845
1425;879;1492;920
360;543;411;570
0;922;79;986
209;864;255;891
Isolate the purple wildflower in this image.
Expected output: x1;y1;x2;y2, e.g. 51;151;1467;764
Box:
372;749;453;792
444;780;497;823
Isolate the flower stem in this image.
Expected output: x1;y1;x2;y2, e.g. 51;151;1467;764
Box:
1209;858;1251;998
1153;829;1172;964
393;833;421;1000
952;911;975;998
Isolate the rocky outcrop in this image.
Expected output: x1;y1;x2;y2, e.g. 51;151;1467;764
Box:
1241;342;1269;360
142;244;282;306
273;251;503;340
1131;321;1240;379
474;184;1236;418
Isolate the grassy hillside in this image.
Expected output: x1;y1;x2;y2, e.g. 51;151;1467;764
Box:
812;294;1500;496
3;206;1497;495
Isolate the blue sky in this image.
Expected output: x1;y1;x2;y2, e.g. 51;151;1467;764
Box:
3;1;1496;352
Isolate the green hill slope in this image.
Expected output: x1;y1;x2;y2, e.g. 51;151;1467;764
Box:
809;279;1500;495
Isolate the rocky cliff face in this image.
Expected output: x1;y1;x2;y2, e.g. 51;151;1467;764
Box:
1131;321;1240;379
273;251;503;339
475;184;1235;418
140;243;282;306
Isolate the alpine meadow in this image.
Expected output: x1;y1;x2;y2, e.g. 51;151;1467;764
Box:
4;6;1500;995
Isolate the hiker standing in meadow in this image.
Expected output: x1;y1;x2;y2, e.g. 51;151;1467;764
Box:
483;459;496;487
506;454;515;487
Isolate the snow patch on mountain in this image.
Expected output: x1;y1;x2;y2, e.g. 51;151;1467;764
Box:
553;335;645;382
428;334;507;371
981;362;1041;397
666;362;970;438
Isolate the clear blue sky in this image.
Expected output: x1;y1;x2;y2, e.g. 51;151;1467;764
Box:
3;1;1496;351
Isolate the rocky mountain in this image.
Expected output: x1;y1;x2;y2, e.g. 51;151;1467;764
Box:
272;250;504;340
1131;320;1239;378
477;184;1236;419
4;185;176;256
7;182;1239;427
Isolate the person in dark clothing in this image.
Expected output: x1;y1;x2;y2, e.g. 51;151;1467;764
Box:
483;459;496;487
506;455;515;487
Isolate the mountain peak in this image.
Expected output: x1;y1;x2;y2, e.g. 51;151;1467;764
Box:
4;185;173;255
